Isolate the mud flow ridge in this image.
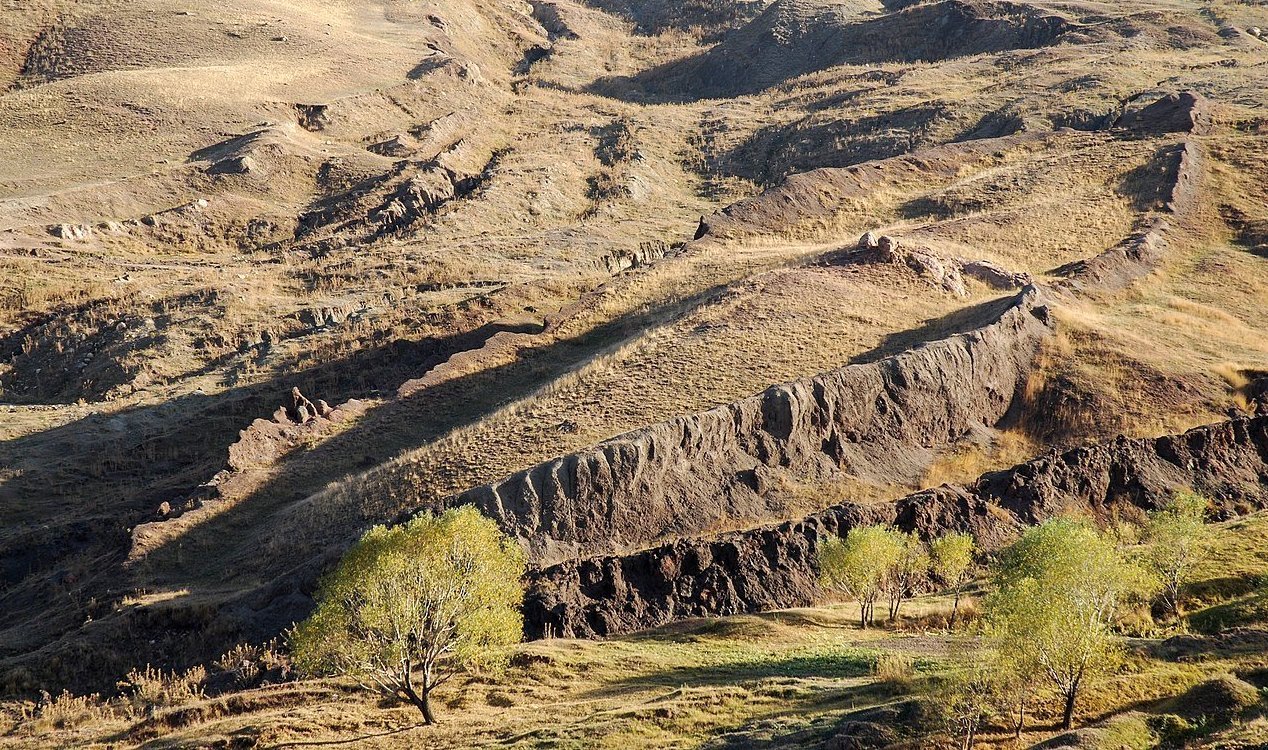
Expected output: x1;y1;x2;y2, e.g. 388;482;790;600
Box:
525;415;1268;639
450;286;1054;564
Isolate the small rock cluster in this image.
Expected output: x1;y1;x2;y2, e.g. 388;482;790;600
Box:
856;232;1031;296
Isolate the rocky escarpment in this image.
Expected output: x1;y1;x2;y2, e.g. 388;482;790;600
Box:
453;285;1055;564
525;415;1268;638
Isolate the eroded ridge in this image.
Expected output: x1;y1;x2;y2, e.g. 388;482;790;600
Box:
525;415;1268;639
454;286;1055;564
1059;92;1209;294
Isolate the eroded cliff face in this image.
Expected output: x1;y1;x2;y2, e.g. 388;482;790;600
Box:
453;286;1055;564
525;415;1268;638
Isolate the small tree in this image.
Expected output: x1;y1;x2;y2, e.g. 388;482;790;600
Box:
930;532;976;629
939;653;997;750
884;531;930;622
819;526;902;628
985;519;1151;730
292;507;525;724
942;642;1035;745
1141;491;1210;618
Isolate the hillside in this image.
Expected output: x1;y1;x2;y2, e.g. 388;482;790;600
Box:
2;0;1268;746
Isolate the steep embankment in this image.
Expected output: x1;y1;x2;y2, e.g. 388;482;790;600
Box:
454;286;1054;563
525;415;1268;638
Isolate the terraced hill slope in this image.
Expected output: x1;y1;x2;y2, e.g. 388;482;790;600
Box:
1;0;1267;736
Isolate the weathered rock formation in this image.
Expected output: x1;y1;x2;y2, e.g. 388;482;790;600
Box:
128;391;368;560
525;415;1268;638
1115;91;1212;136
454;286;1055;564
848;233;1031;296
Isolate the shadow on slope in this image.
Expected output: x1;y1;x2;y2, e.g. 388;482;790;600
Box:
590;0;1079;102
0;282;733;694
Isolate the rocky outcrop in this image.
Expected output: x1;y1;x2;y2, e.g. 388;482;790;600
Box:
454;286;1055;564
370;160;486;234
1115;91;1212;136
846;233;1031;296
595;240;673;274
525;415;1268;638
128;391;369;561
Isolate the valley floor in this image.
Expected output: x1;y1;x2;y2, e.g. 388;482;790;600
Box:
9;512;1268;750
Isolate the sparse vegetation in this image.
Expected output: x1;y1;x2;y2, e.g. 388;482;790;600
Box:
4;0;1268;748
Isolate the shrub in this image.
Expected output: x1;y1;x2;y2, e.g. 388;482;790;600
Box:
873;651;917;688
27;690;113;733
116;665;206;716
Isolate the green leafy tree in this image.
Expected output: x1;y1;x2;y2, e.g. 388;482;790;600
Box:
929;532;976;628
985;518;1151;730
883;531;930;622
819;526;902;628
292;507;526;724
1141;491;1210;618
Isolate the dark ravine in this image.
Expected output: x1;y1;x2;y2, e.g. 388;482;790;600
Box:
524;415;1268;638
452;286;1055;565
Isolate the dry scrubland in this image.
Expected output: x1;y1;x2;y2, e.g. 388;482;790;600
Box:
2;0;1268;746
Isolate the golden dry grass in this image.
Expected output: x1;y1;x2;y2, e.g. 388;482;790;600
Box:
2;0;1268;727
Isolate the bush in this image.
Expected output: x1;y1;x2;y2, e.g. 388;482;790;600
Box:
116;665;205;716
210;639;292;691
26;690;113;733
